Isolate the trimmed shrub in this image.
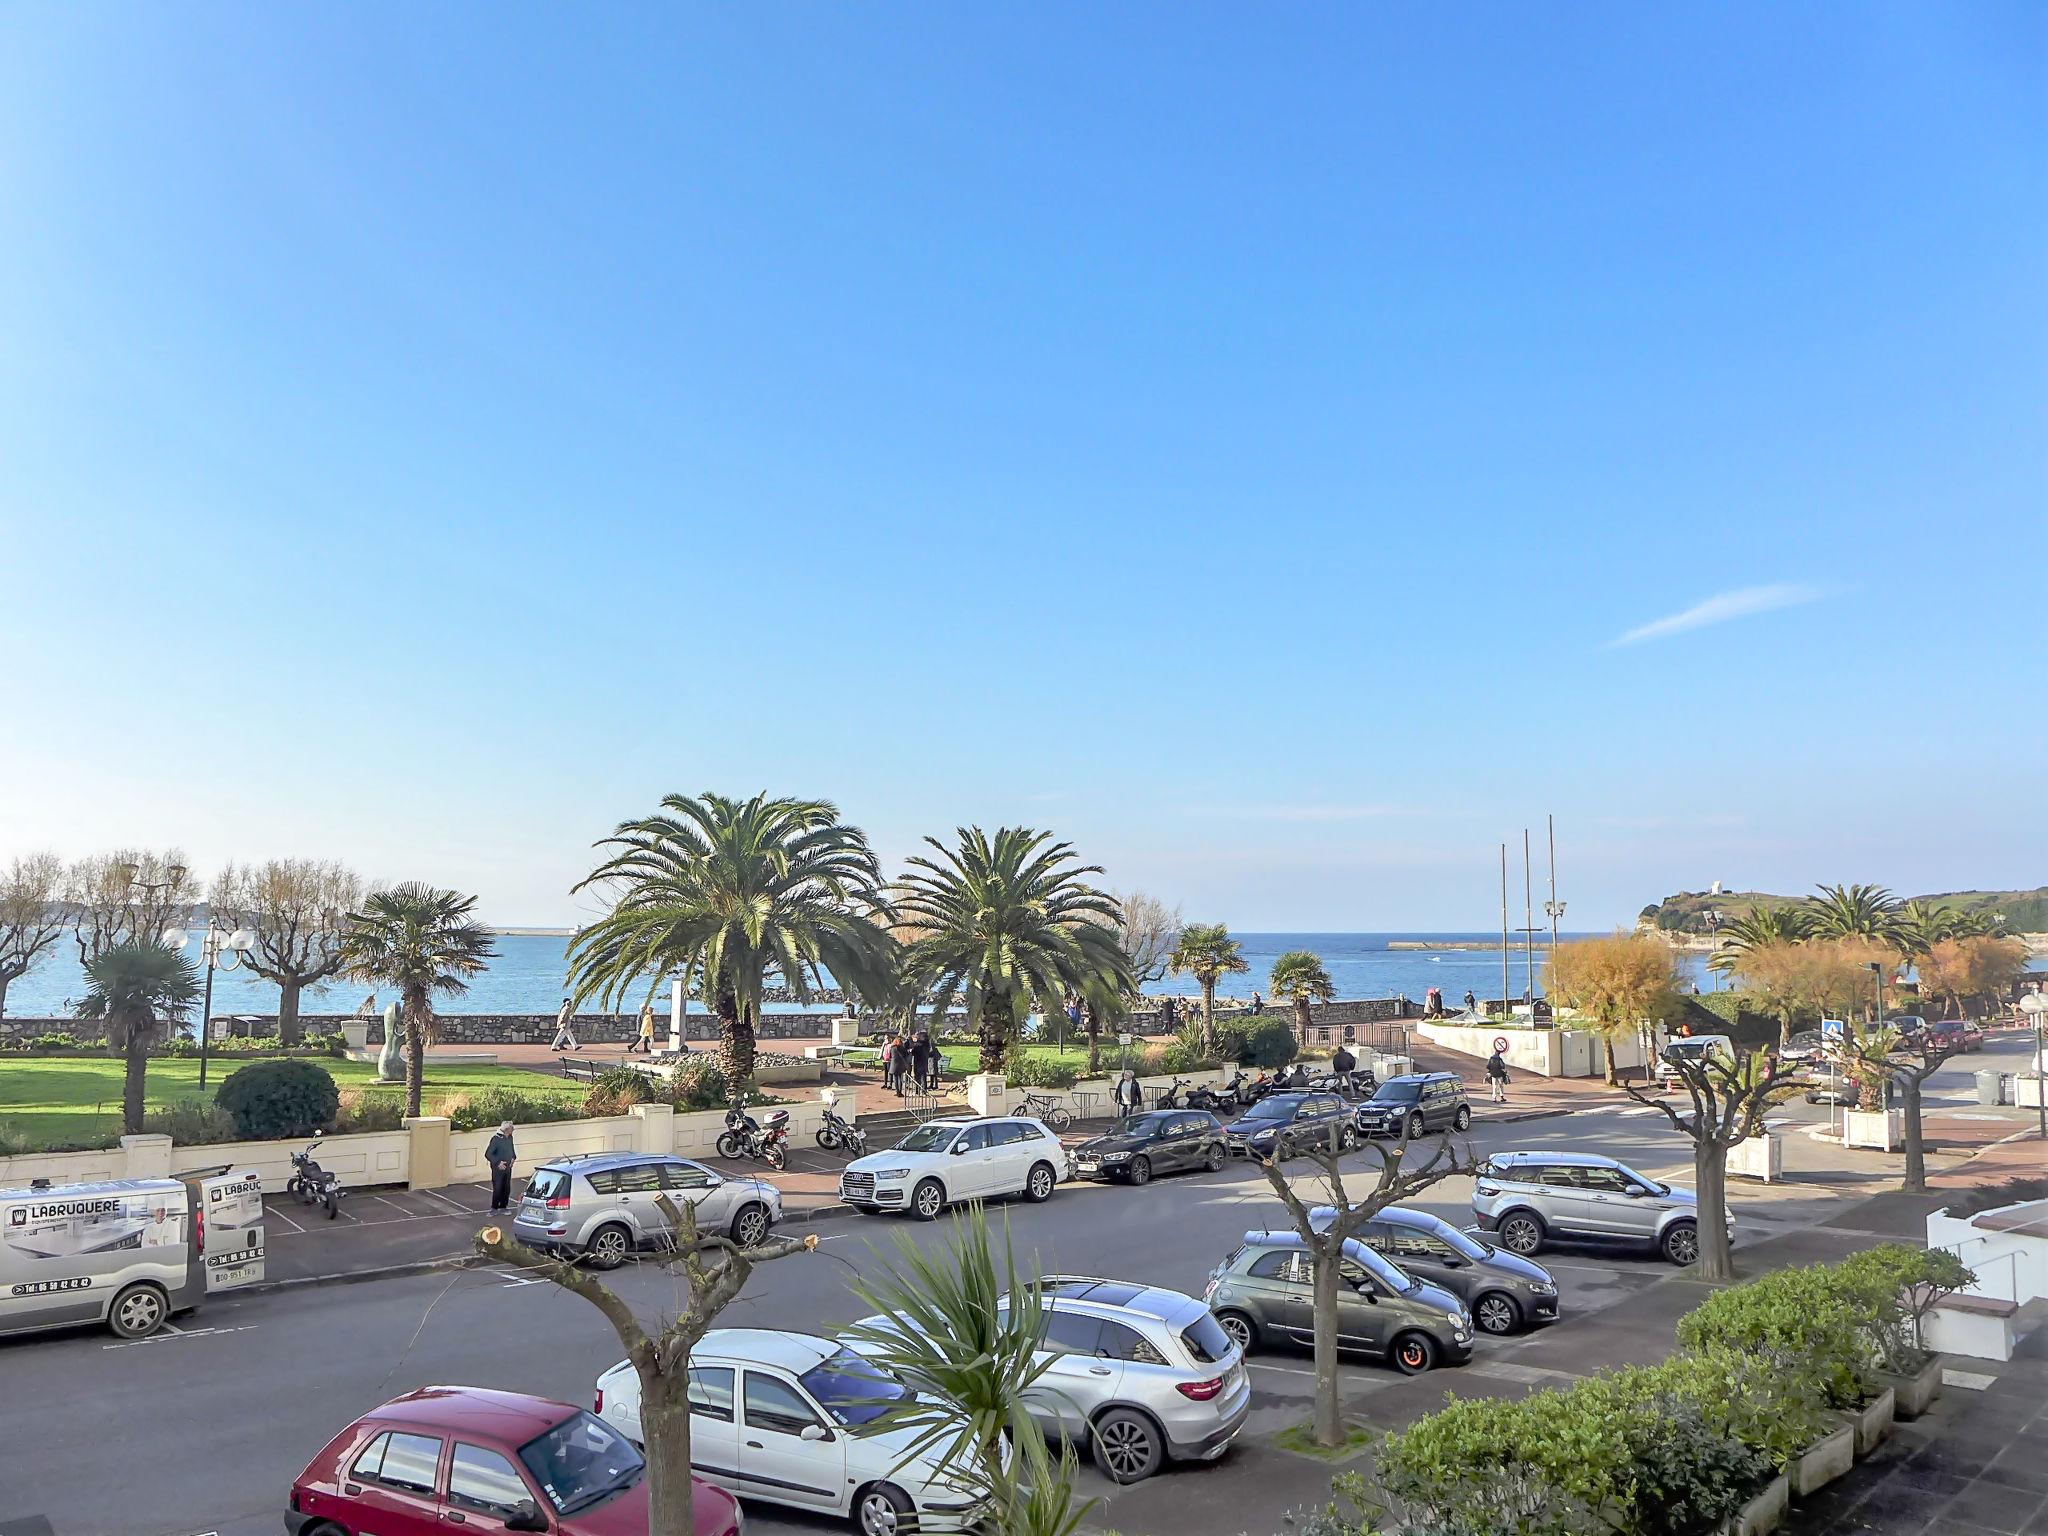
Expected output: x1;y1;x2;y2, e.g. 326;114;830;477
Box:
1835;1244;1975;1372
216;1059;341;1140
140;1097;241;1146
1676;1262;1873;1407
1156;1040;1223;1074
435;1088;590;1133
1006;1055;1082;1090
582;1067;660;1117
1236;1013;1301;1068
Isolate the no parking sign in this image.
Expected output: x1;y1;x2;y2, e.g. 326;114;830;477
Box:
1493;1036;1510;1055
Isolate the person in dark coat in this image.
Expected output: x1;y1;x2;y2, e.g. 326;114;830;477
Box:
1485;1049;1510;1104
913;1029;937;1091
1331;1043;1357;1091
485;1120;517;1212
1114;1069;1144;1119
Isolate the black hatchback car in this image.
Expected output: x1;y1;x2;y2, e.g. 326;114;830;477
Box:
1313;1203;1559;1335
1070;1110;1229;1185
1224;1092;1353;1160
1354;1073;1471;1140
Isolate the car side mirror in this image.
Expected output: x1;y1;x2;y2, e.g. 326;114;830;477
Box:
1623;1186;1648;1198
799;1423;830;1442
505;1504;550;1533
950;1143;968;1155
1440;1254;1465;1268
1355;1283;1378;1303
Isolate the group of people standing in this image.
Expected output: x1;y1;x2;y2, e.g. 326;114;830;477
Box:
881;1029;940;1094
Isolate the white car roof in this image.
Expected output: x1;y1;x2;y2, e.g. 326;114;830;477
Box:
694;1328;840;1373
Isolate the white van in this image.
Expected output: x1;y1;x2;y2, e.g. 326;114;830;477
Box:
0;1169;264;1341
1657;1034;1735;1090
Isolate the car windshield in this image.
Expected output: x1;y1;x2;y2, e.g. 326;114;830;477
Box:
895;1124;959;1154
519;1411;644;1515
1126;1113;1174;1136
1245;1097;1300;1121
1339;1238;1416;1293
1413;1220;1490;1261
1372;1082;1420;1103
802;1348;911;1428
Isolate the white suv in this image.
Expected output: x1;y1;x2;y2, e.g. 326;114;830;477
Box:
596;1327;989;1534
839;1116;1066;1220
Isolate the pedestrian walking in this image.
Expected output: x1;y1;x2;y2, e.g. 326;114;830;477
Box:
1463;990;1478;1018
549;997;578;1052
1251;992;1263;1014
632;1003;656;1054
1486;1047;1509;1103
485;1120;517;1211
1114;1068;1143;1119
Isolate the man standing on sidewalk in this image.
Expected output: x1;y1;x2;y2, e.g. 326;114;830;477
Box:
486;1120;517;1212
550;997;578;1053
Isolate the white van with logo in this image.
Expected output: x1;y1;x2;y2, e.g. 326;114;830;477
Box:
0;1170;265;1341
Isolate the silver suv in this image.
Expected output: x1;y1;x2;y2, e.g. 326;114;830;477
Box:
854;1275;1250;1484
1471;1150;1730;1267
513;1152;782;1268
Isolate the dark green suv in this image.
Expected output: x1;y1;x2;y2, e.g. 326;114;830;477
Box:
1201;1230;1474;1375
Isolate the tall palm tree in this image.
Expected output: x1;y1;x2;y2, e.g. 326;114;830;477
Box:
1706;904;1810;976
1168;922;1247;1053
895;827;1128;1073
341;884;497;1117
1268;950;1336;1041
77;940;201;1133
1897;899;1999;955
568;793;897;1093
1804;883;1905;944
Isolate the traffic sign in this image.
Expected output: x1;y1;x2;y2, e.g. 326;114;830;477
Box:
1493;1036;1510;1054
1821;1018;1846;1039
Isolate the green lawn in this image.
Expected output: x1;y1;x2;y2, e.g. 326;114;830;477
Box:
0;1056;586;1152
933;1040;1150;1076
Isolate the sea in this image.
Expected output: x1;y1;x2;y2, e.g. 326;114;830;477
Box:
3;932;1718;1022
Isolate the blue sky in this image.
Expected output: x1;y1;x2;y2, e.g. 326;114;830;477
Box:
1;6;2041;929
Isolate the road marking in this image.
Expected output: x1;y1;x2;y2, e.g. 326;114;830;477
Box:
104;1324;259;1351
500;1275;552;1288
368;1194;415;1215
266;1205;308;1234
417;1188;479;1215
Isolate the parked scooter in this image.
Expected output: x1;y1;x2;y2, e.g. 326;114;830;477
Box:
287;1135;345;1219
1187;1078;1239;1114
1157;1077;1193;1109
717;1105;791;1171
815;1106;868;1156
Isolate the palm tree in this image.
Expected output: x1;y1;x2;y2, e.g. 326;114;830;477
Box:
77;941;201;1133
895;827;1128;1073
1805;883;1905;944
1269;950;1336;1041
1706;904;1810;976
1897;899;1999;955
568;793;897;1094
1168;922;1247;1054
341;884;497;1117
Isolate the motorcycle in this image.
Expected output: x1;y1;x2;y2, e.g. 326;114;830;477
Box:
717;1106;791;1171
287;1136;345;1219
815;1106;868;1156
1236;1070;1278;1104
1187;1078;1239;1114
1157;1077;1192;1109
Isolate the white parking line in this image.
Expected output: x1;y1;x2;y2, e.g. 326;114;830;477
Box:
368;1194;415;1215
105;1324;259;1351
265;1205;308;1234
417;1188;480;1215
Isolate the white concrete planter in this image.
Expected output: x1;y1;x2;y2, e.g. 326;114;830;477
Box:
1723;1473;1788;1536
1849;1388;1895;1456
1843;1108;1903;1151
1726;1132;1783;1183
342;1021;371;1052
1789;1424;1854;1497
1876;1356;1944;1419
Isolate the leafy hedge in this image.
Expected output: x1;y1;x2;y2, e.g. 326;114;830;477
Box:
216;1060;341;1140
1005;1056;1083;1090
1234;1013;1302;1068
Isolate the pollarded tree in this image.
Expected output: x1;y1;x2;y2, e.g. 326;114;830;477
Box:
896;826;1128;1072
1544;932;1684;1084
569;793;899;1092
477;1198;814;1536
1269;949;1336;1042
0;852;66;1019
341;883;497;1117
212;859;363;1046
66;849;197;963
1837;1021;1964;1193
1619;1047;1802;1281
1169;922;1248;1055
1246;1123;1477;1448
76;940;202;1133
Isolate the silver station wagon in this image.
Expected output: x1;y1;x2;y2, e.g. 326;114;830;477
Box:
513;1152;782;1268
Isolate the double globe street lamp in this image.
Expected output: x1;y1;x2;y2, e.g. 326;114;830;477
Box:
163;916;257;1089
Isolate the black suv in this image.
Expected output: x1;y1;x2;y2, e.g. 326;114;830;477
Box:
1223;1092;1353;1160
1354;1073;1470;1140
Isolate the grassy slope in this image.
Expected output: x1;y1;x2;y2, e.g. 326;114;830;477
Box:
1642;886;2048;933
0;1057;584;1150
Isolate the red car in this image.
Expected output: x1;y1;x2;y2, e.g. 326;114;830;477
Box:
1930;1019;1985;1053
287;1385;741;1536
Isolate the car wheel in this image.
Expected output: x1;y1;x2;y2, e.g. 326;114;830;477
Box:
1406;1111;1427;1141
1025;1162;1058;1202
1473;1291;1520;1336
1204;1144;1226;1172
1662;1221;1700;1266
586;1224;632;1270
1091;1408;1164;1483
1215;1309;1258;1352
730;1202;770;1248
911;1178;946;1221
108;1282;167;1339
1390;1331;1438;1375
854;1481;915;1536
1453;1105;1472;1132
1127;1155;1153;1187
1498;1211;1545;1256
1337;1124;1356;1152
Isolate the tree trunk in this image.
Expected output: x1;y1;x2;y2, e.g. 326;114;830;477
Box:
1602;1027;1620;1086
714;981;753;1096
405;991;429;1119
1310;1248;1345;1447
1084;1001;1102;1075
640;1364;699;1536
1693;1142;1733;1282
277;977;304;1049
978;995;1009;1073
1201;979;1217;1056
1293;995;1310;1042
1900;1075;1927;1193
123;1010;151;1135
0;972;10;1021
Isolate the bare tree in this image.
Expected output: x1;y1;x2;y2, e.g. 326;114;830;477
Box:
477;1197;813;1536
65;850;197;964
0;852;66;1018
1113;889;1181;991
213;860;362;1046
1839;1023;1962;1193
1250;1128;1477;1448
1619;1048;1802;1282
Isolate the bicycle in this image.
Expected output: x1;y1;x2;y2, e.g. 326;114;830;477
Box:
1017;1090;1073;1131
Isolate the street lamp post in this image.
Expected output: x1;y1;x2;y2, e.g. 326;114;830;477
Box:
2020;991;2048;1141
163;916;256;1089
1703;909;1724;990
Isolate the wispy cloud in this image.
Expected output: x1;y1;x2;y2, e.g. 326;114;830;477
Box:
1612;584;1825;647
